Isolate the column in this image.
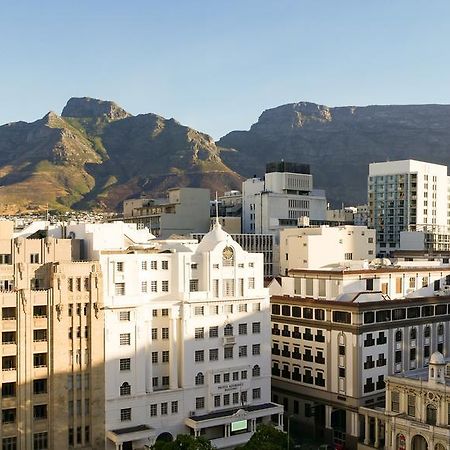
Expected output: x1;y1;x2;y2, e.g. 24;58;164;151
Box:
279;413;283;428
374;418;379;448
325;405;333;429
364;415;370;445
169;317;178;389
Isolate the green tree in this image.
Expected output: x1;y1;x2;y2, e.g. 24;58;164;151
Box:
152;434;215;450
239;424;291;450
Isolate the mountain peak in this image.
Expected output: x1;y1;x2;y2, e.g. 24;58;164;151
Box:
61;97;131;120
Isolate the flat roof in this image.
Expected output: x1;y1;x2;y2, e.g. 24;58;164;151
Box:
110;425;152;435
188;403;279;422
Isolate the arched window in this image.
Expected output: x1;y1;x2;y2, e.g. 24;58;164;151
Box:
252;365;260;377
120;382;131;396
195;372;204;385
395;330;402;342
410;328;417;340
224;324;233;336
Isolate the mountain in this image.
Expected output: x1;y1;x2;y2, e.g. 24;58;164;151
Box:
0;97;242;213
218;102;450;205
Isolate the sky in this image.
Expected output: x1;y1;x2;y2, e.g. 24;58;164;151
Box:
1;1;450;138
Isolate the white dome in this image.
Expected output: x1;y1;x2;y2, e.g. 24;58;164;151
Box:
196;222;232;252
430;351;445;365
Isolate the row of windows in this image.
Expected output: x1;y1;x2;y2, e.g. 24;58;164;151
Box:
194;344;261;362
272;343;325;364
139;260;169;271
2;404;47;423
2;329;47;344
272;304;326;321
68;426;90;447
193;302;261;316
141;280;169;293
152;350;170;364
68;277;90;292
2;432;47;450
2;306;47;320
272;324;325;342
194;322;260;339
364;304;450;323
2;353;46;370
272;362;325;387
191;278;256;296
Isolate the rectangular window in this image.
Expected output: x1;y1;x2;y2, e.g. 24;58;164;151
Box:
239;323;247;335
195;350;204;362
224;347;233;359
115;283;125;295
196;397;205;410
252;344;261;355
33;353;47;368
161;402;168;415
150;404;157;417
162;351;169;363
195;327;205;339
141;281;147;293
239;303;247;313
252;388;261;400
209;326;219;338
119;311;130;321
248;277;255;289
171;401;178;414
151;261;157;270
162;281;169;292
190;279;199;292
162;260;169;270
212;279;219;297
141;261;147;270
194;306;204;316
33;379;47;395
223;279;235;297
210;348;219;361
33;404;47;420
151;281;157;292
214;395;221;407
120;333;131;345
33;432;48;450
116;262;124;272
120;408;131;421
239;345;248;357
151;328;158;340
152;352;158;364
120;358;131;371
252;322;261;334
162;328;169;339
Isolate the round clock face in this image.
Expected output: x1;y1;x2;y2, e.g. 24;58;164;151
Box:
222;246;234;260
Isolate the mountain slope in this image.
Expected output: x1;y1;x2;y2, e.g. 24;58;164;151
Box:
218;102;450;205
0;97;242;213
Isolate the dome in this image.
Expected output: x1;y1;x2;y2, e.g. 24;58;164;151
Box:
196;222;232;253
430;351;445;365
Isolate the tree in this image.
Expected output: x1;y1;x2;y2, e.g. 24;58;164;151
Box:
239;424;291;450
152;434;214;450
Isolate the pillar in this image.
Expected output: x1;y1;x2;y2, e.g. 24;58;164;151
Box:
364;415;370;445
169;317;178;389
374;417;379;448
325;405;333;429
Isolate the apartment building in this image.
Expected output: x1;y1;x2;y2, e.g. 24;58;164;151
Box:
279;225;375;275
368;160;449;256
0;221;104;450
64;221;282;449
122;188;211;238
242;162;327;239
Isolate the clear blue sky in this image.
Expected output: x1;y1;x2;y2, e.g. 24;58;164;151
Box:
2;1;450;138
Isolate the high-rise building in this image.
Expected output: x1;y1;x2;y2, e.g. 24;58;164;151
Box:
368;159;449;255
242;162;327;239
0;221;105;450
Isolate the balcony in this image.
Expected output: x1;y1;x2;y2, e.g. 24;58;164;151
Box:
222;336;236;346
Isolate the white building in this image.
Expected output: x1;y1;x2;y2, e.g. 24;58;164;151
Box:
279;225;375;275
66;221;282;449
368;160;449;256
242;162;327;239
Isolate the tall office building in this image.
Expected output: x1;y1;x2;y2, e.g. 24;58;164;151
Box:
0;221;105;450
242;162;327;239
368;160;449;255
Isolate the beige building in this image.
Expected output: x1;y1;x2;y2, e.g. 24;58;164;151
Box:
360;352;450;450
279;225;375;274
0;221;104;450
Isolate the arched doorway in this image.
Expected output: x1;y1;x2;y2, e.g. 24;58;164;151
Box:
411;435;428;450
156;432;173;443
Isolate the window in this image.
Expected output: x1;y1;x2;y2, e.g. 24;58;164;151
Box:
116;262;124;272
190;279;199;292
33;432;48;450
162;328;169;339
152;309;157;317
195;350;204;362
33;404;47;420
214;395;221;407
171;401;178;414
150;404;157;417
252;322;261;334
161;403;168;415
391;391;400;412
2;307;16;320
223;394;230;406
2;382;16;397
332;311;351;324
162;281;169;292
233;392;240;404
241;370;247;379
223;279;235;297
152;377;158;387
119;311;130;321
210;305;219;315
224;373;230;382
252;344;261;355
2;437;16;450
30;253;39;264
151;281;157;292
195;372;205;385
209;348;219;361
141;261;147;270
224;347;233;359
252;365;260;377
141;281;147;293
33;306;46;318
33;379;47;395
120;333;130;345
248;277;255;289
2;331;16;344
162;261;168;270
239;345;248;357
408;395;415;417
152;328;158;340
120;358;131;371
2;408;16;423
120;408;131;421
209;326;219;338
224;324;233;336
162;351;169;363
239;303;247;313
152;352;158;364
239;323;248;335
120;382;131;396
194;306;204;316
196;397;205;409
212;279;219;297
115;283;125;295
253;388;261;400
33;353;47;368
151;261;157;270
195;327;205;339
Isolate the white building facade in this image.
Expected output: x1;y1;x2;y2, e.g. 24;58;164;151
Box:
92;223;282;449
242;162;327;239
368;160;449;256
